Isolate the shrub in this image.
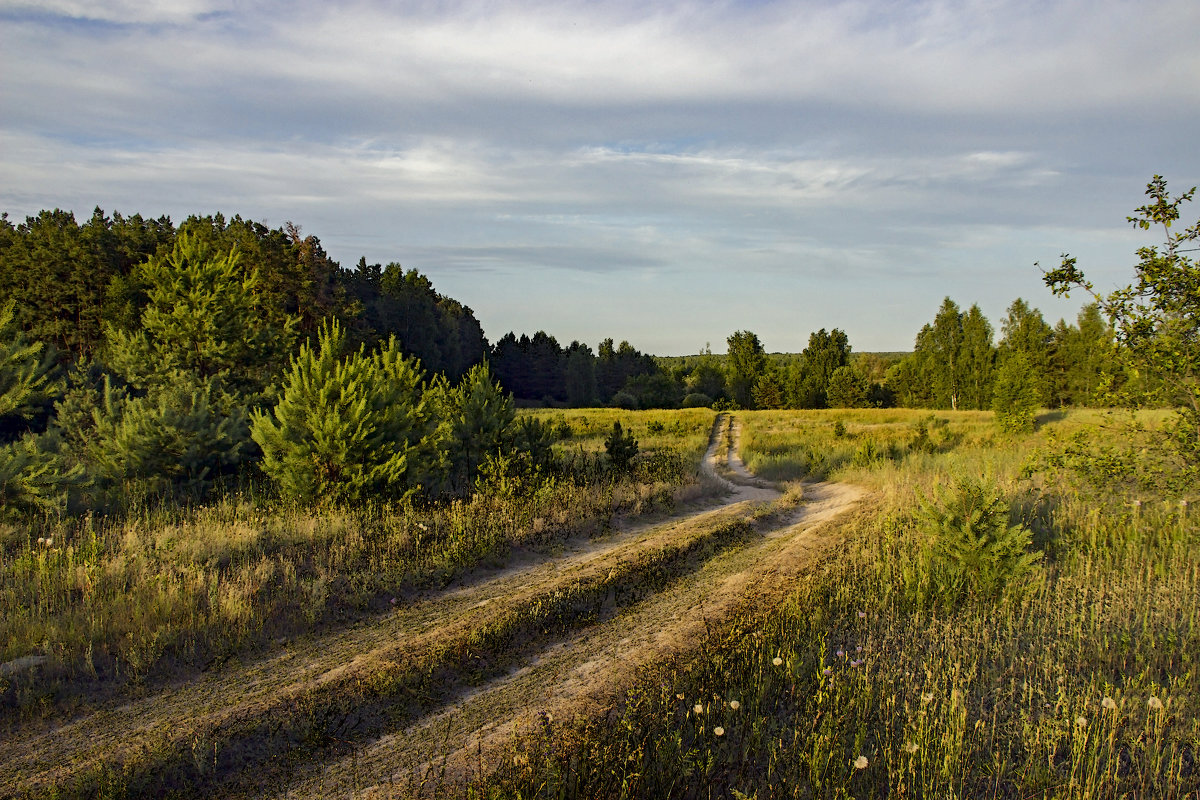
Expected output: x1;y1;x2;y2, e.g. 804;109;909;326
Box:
251;320;432;505
604;421;639;472
912;477;1041;607
680;392;713;408
610;391;638;410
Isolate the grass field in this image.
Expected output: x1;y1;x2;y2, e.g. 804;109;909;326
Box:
466;408;1199;799
2;407;1196;799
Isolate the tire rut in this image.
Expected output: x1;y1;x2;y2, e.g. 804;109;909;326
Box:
4;415;866;799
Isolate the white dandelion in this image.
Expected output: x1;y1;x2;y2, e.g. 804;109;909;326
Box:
854;756;868;769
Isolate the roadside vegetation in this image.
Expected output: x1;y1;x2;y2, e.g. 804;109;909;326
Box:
466;408;1198;799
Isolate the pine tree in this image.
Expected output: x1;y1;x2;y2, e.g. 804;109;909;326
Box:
251;320;432;505
0;301;63;437
429;362;515;494
604;421;639;472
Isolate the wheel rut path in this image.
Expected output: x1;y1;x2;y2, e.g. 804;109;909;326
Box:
2;415;866;799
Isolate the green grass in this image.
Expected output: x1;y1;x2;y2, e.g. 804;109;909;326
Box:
464;408;1200;799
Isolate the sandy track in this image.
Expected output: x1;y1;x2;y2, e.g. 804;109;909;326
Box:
268;418;865;799
3;415;865;799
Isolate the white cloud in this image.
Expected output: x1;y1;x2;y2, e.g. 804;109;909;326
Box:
0;0;232;24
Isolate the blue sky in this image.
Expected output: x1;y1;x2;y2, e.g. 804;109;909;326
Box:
2;0;1198;355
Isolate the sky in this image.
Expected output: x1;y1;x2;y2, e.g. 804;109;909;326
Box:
2;0;1198;355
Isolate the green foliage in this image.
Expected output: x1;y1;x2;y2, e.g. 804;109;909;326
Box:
680;392;713;408
725;330;766;409
750;369;785;410
611;390;638;410
999;298;1052;405
992;352;1041;433
1045;176;1200;468
83;374;250;501
104;232;297;398
604;421;639;472
826;365;868;408
788;328;851;409
428;362;516;494
0;301;63;435
0;434;80;518
912;478;1040;608
251;320;432;505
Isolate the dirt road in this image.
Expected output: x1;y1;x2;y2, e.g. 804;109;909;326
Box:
2;415;865;799
265;416;865;798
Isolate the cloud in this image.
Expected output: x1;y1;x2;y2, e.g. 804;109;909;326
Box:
3;0;1198;351
0;0;233;24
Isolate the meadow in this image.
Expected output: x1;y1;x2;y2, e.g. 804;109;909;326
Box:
1;406;1196;799
466;408;1199;799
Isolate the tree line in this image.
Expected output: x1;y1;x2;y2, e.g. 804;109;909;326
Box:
5;175;1193;513
0;209;513;516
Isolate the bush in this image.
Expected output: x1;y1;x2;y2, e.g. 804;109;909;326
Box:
251;320;432;505
604;421;638;472
610;391;638;410
911;478;1040;607
680;392;713;408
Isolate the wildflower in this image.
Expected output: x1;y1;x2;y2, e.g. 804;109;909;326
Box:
851;659;862;667
854;755;868;769
773;657;783;667
1133;499;1142;508
823;667;832;677
694;703;704;714
857;611;867;619
37;537;45;545
921;692;934;704
1148;696;1164;711
1102;696;1116;711
904;742;919;754
677;693;685;700
836;649;845;659
418;522;428;531
713;726;725;736
729;700;740;710
1075;715;1088;728
856;645;863;653
389;597;397;605
45;537;52;547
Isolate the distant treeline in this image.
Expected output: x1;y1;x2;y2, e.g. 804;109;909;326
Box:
492;296;1123;414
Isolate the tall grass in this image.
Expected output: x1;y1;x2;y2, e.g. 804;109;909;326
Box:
0;409;714;715
467;409;1199;798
